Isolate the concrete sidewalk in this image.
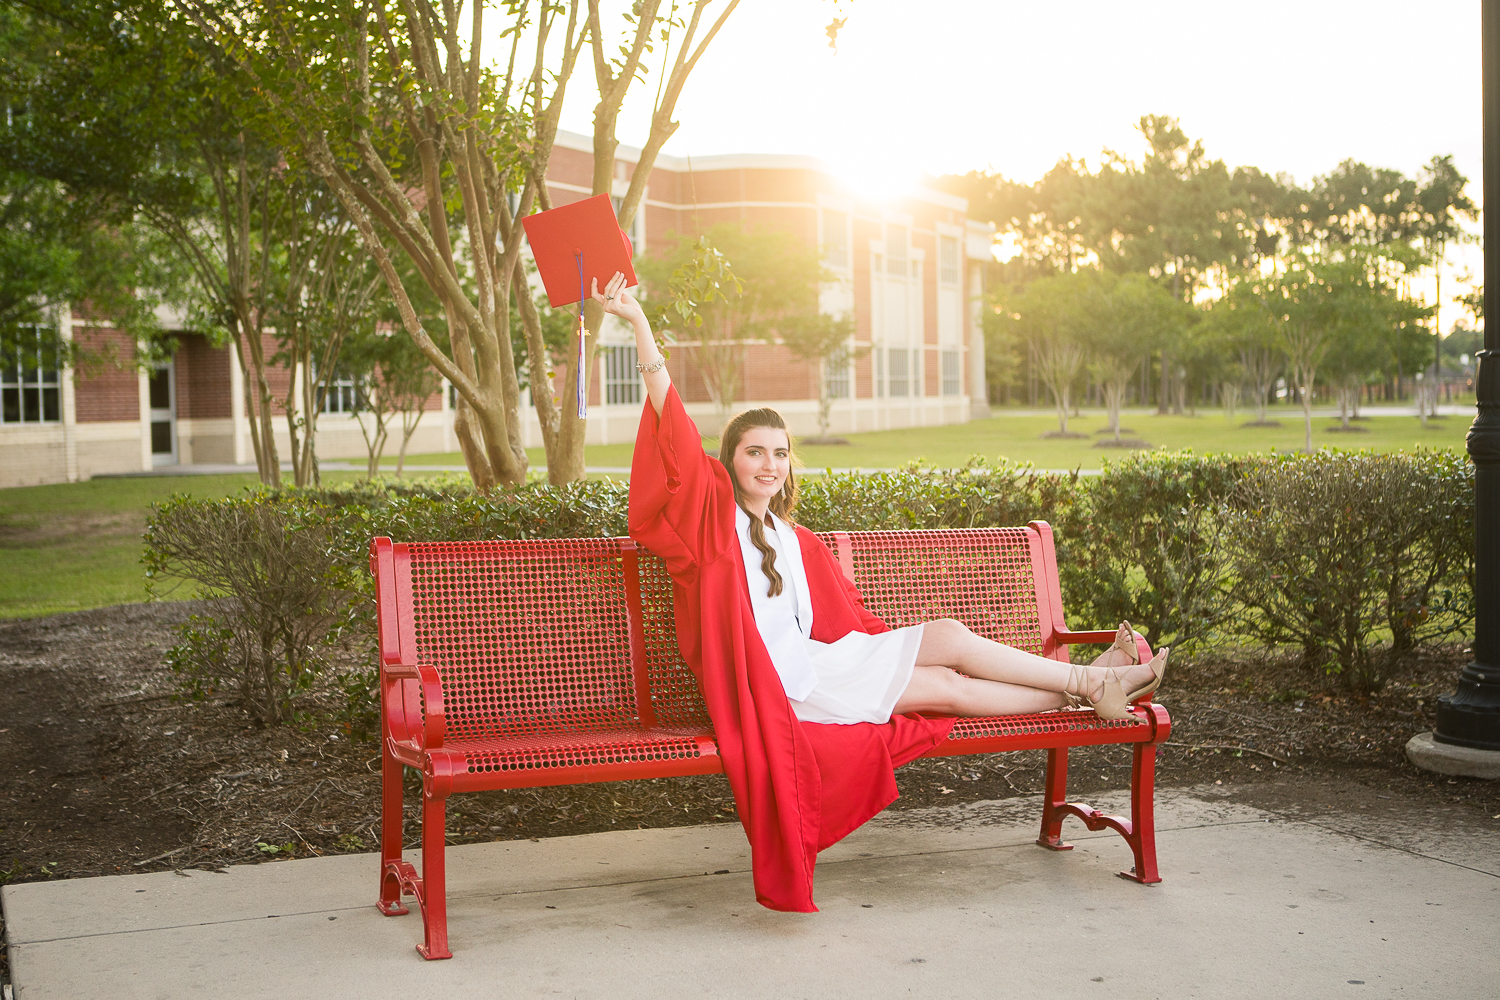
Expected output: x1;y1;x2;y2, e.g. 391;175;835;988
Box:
4;788;1497;999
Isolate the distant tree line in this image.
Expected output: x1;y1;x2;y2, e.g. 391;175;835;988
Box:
939;115;1477;452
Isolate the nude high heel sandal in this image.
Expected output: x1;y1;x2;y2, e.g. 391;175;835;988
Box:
1092;621;1140;669
1066;622;1140;709
1065;661;1127;719
1125;646;1169;704
1065;646;1168;721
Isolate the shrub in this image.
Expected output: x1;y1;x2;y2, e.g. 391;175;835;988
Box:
1219;450;1473;691
145;479;632;725
1055;451;1252;649
143;451;1475;720
795;460;1073;533
1376;449;1474;651
145;495;363;724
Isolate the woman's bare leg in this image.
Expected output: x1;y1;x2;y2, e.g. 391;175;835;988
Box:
893;665;1068;716
913;618;1157;700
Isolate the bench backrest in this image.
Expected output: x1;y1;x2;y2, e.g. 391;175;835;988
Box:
371;524;1064;741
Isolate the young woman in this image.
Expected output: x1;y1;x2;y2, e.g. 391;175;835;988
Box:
596;271;1166;912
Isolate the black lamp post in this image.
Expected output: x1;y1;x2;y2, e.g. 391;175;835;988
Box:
1435;0;1500;751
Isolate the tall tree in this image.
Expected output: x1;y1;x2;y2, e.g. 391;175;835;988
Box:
184;0;742;487
2;0;310;484
639;223;828;423
993;273;1091;436
1204;280;1282;426
1095;116;1247;413
779;312;858;440
1079;271;1186;443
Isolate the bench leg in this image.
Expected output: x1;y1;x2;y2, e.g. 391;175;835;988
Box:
1118;742;1162;885
414;793;454;960
1035;747;1073;851
1034;741;1163;885
377;750;409;917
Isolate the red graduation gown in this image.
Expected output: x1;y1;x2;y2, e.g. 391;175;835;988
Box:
628;388;956;912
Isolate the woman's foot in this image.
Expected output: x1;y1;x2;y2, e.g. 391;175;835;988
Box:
1090;621;1140;670
1056;620;1134;707
1066;647;1169;720
1125;646;1168;703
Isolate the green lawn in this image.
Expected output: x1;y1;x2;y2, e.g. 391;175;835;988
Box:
387;404;1471;474
0;404;1470;621
0;472;370;620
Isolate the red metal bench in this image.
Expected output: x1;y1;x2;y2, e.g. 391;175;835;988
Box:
370;521;1171;960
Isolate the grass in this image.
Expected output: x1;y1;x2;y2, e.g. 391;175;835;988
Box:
0;403;1470;621
386;404;1472;474
0;472;361;620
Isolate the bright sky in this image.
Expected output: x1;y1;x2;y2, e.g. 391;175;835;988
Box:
554;0;1484;323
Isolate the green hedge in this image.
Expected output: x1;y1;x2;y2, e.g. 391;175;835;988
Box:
143;449;1475;720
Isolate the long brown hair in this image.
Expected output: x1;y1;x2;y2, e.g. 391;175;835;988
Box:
719;408;799;597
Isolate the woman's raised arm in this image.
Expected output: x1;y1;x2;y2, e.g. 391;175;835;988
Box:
592;271;669;415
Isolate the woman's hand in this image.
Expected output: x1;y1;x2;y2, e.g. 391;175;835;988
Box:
591;271;646;327
592;270;669;414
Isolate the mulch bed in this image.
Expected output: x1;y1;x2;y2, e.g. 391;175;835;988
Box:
4;602;1499;984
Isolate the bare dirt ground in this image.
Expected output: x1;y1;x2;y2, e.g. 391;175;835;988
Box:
4;603;1499;987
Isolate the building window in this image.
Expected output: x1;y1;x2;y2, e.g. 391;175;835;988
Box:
911;349;923;397
611;197;643;253
939;236;960;285
826;352;850;399
1;328;61;424
875;347;885;398
942;349;960;396
888;348;908;398
604;345;641;405
822;209;849;269
886;225;908;277
322;369;363;414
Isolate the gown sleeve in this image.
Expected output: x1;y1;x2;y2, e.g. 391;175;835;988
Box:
627;385;733;584
796;527;892;640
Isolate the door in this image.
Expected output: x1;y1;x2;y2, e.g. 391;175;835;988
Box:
148;364;177;466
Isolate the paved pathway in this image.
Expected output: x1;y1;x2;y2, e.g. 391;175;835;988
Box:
5;787;1497;999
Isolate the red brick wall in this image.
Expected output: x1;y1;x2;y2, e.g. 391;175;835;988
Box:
73;328;140;423
174;334;232;419
548;145;594;189
740;343;817;402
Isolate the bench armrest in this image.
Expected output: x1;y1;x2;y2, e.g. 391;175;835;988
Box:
1054;628;1155;681
1053;628;1122;645
412;662;446;750
381;661;446;752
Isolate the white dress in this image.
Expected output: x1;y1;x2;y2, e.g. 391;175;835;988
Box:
735;507;924;726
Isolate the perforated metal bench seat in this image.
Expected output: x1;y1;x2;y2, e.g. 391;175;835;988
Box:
387;725;724;794
371;522;1171;960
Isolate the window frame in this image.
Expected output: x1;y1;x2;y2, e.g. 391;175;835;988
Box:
1;325;62;426
604;344;642;406
888;347;909;398
886;224;908;277
941;349;961;397
939;235;961;286
821;208;850;270
320;367;365;415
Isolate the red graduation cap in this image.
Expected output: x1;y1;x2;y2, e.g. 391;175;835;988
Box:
521;193;638;308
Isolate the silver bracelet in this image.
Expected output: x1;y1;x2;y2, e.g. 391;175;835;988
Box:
635;357;666;374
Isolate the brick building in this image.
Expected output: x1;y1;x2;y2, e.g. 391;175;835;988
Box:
0;131;992;487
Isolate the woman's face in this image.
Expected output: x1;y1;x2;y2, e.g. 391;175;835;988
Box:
732;427;791;507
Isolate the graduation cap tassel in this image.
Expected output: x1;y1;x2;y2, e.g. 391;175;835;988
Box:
575;251;588;420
